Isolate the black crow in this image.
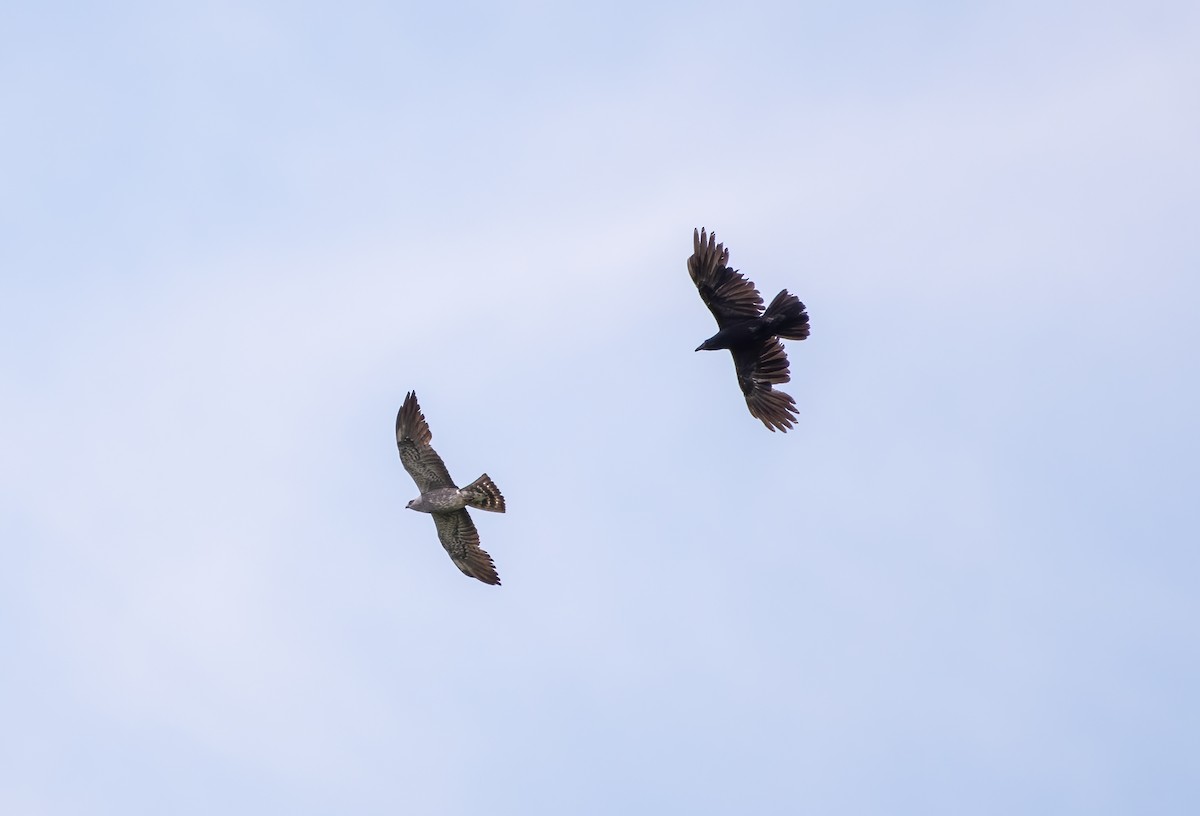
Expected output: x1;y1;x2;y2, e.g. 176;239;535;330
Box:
688;228;810;432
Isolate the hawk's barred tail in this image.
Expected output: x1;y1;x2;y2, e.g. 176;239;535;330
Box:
462;473;506;513
764;289;811;341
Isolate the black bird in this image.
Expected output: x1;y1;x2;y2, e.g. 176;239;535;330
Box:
688;228;810;432
395;391;506;585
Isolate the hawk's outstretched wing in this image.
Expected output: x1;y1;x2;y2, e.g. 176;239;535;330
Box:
732;339;798;433
688;227;764;328
433;510;500;585
396;391;456;492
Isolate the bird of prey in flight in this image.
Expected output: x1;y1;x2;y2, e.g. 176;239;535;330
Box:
688;228;811;432
395;391;506;585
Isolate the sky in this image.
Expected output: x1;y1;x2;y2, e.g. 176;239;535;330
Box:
2;1;1198;814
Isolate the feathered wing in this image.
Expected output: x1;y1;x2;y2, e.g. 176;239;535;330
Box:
433;510;500;585
688;227;764;328
732;340;798;433
395;391;456;491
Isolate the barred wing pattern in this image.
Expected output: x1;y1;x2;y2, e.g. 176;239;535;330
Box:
433;510;500;586
396;391;504;586
396;391;456;491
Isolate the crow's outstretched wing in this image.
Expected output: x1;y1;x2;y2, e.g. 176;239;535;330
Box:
433;510;500;585
688;227;764;328
732;340;798;433
395;391;456;491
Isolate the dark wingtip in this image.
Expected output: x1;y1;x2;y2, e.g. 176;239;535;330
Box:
745;386;799;433
396;390;432;445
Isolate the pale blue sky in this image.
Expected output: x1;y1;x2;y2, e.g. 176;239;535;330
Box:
2;2;1198;814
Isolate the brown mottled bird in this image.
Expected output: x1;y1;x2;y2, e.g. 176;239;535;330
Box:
688;228;811;432
395;391;506;585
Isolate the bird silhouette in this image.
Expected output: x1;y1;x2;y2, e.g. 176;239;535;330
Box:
688;228;810;432
395;391;506;584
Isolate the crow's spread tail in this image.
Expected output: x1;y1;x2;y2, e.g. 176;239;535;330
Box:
462;473;506;513
763;289;810;341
